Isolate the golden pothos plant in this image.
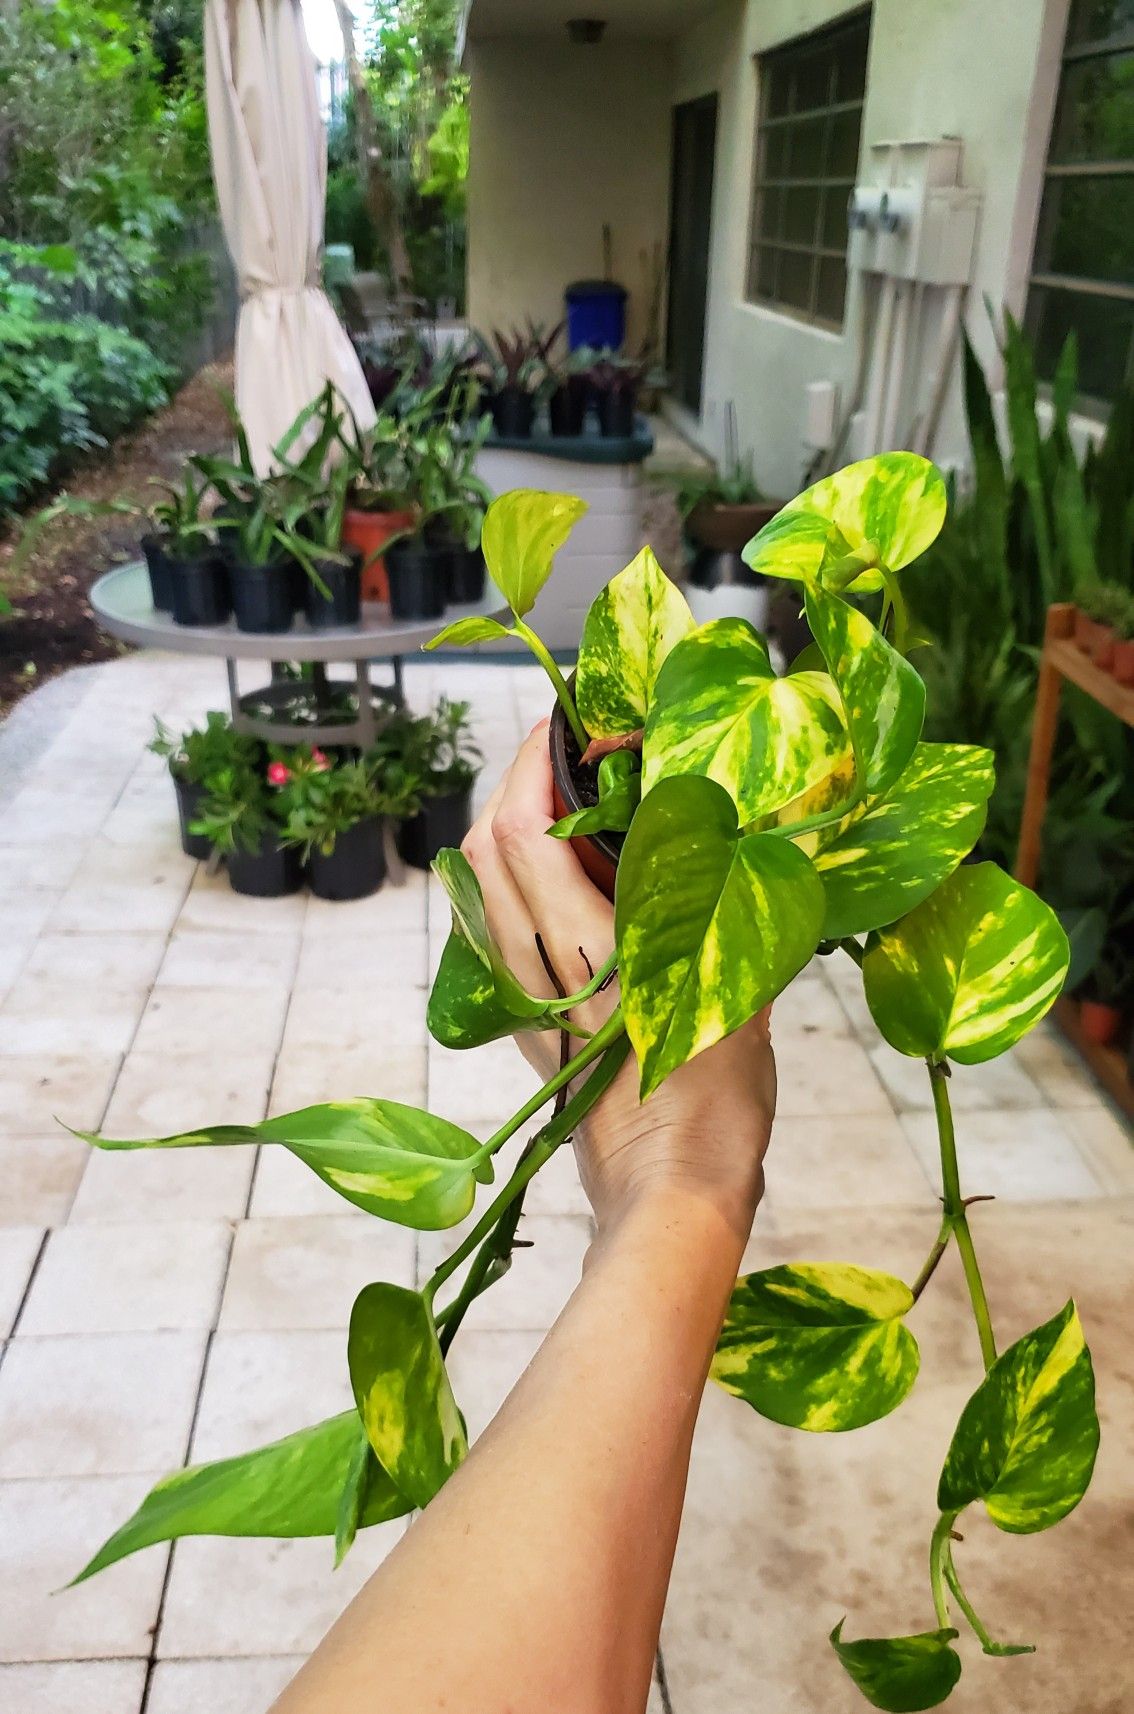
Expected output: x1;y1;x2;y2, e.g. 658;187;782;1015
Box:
75;455;1097;1712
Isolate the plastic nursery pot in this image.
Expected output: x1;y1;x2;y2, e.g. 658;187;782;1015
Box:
446;544;486;605
597;388;636;439
228;557;297;635
169;551;232;628
395;787;472;870
386;539;448;621
171;770;211;860
226;832;304;899
341;508;415;604
548;382;587;437
141;533;175;613
490;386;535;439
548;694;621;902
304;552;362;630
686;499;783;554
1113;638;1134;686
1078;997;1124;1047
308;816;387;901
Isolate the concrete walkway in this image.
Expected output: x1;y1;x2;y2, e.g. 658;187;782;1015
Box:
0;652;1130;1714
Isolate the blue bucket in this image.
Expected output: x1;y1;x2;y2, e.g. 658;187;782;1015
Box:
566;279;628;352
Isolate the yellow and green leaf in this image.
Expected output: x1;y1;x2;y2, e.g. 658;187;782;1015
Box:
830;1621;962;1712
642;617;852;824
426;614;512;651
480;488;589;617
549;750;641;839
805;584;925;800
616;776;824;1097
575;546;694;736
862;863;1070;1063
712;1263;920;1432
743;453;947;594
937;1301;1099;1533
348;1282;467;1510
428;929;555;1049
432;847;550;1022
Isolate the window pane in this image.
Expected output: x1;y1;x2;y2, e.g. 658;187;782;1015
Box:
762;125;788;179
749;245;779;300
1067;0;1134;47
829;106;864;175
793;46;833;112
821;184;851;249
835;26;870;100
816;255;847;323
779;248;814;312
756;184;785;241
766;60;792;118
1049;52;1134;162
1035;173;1134;284
1028;283;1134;400
782;185;821;244
788;115;828;177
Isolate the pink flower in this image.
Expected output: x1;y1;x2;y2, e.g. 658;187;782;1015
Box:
312;748;331;771
267;761;291;786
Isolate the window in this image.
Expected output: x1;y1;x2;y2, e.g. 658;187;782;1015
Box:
746;9;871;327
1026;0;1134;405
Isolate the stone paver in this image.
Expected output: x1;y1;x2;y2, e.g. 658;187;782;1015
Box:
0;650;1130;1711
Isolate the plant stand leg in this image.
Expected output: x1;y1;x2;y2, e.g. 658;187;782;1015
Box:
1014;631;1063;889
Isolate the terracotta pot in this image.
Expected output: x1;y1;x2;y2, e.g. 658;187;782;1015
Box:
686;499;782;555
341;508;415;604
1079;998;1124;1046
1112;638;1134;686
1091;622;1117;670
548;694;620;902
1074;608;1101;654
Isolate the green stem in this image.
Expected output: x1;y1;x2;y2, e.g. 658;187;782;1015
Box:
838;936;864;967
929;1512;958;1630
928;1059;997;1371
427;1031;631;1311
511;617;589;752
766;781;865;844
475;1008;626;1166
910;1214;952;1301
547;950;618;1014
943;1543;1035;1657
879;567;911;656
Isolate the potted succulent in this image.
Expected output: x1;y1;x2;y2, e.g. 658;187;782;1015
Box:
147;713;262;859
75;460;1099;1714
278;747;411;901
191;759;302;898
479;322;561;440
376;697;483;869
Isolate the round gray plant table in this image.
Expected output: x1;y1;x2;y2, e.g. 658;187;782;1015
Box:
90;561;506;746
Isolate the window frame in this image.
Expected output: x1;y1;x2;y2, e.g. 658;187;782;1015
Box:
745;7;872;331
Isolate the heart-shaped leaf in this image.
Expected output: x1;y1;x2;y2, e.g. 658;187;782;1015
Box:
78;1099;489;1231
576;545;694;736
348;1283;468;1510
830;1621;962;1712
549;751;641;839
805;744;995;940
72;1410;409;1583
427;929;556;1049
712;1263;920;1431
743;453;947;594
642;618;852;824
426;614;513;650
616;776;825;1096
481;488;589;617
805;585;925;800
432;847;549;1021
863;863;1070;1063
938;1301;1099;1533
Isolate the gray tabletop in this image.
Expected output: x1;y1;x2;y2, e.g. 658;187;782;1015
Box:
90;561;505;663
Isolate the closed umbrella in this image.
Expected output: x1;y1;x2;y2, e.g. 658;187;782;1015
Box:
204;0;376;472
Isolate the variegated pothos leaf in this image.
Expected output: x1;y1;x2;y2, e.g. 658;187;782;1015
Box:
804;584;925;800
712;1263;920;1431
830;1622;962;1712
481;488;588;617
575;545;694;736
432;847;549;1021
427;929;556;1048
348;1283;467;1510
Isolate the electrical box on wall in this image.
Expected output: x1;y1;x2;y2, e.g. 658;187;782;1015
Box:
848;137;981;285
803;380;839;449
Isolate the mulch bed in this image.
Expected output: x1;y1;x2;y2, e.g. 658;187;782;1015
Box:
0;361;234;716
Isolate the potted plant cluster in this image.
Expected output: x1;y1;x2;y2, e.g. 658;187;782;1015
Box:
1073;583;1134;685
75;460;1098;1714
375;696;483;869
383;418;492;620
190;756;303;899
274;746;416;901
147;713;262;860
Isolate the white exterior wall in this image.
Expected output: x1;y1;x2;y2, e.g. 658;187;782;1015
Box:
673;0;1071;496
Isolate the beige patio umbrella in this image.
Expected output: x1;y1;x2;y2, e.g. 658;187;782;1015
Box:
204;0;376;472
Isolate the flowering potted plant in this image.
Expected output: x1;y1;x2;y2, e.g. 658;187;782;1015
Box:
147;713;262;859
76;458;1097;1714
276;747;411;901
376;696;483;869
191;759;301;898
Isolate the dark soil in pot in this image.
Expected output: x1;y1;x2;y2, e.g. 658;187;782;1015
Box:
548;695;622;901
227;833;303;898
396;787;472;870
229;557;296;634
386;539;448;620
490;386;535;439
169;551;232;628
171;770;211;860
141;533;175;612
305;552;362;629
309;816;387;900
597;389;636;439
549;382;587;437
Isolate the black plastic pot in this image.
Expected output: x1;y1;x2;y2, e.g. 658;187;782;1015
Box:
396;788;472;870
169;551;232;628
304;552;362;629
309;816;387;901
490;386;534;439
446;545;486;604
387;539;448;620
548;382;587;437
171;770;211;860
227;832;303;898
141;533;175;612
229;557;296;634
597;389;636;439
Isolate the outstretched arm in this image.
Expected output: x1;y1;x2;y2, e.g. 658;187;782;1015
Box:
274;726;777;1714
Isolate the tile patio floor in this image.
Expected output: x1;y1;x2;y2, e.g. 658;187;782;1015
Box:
0;651;1131;1713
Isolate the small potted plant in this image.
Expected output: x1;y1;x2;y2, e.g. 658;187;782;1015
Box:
192;760;302;898
148;713;263;859
479;323;561;440
1073;583;1125;666
544;346;590;438
1113;592;1134;686
377;698;483;869
420;420;492;605
676;449;781;554
586;351;646;439
278;748;410;901
339;414;417;604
